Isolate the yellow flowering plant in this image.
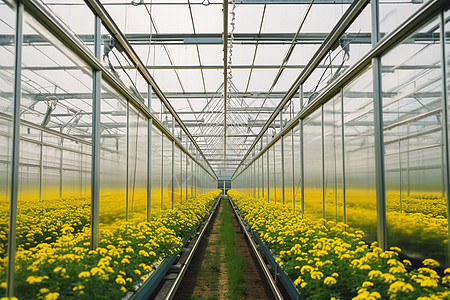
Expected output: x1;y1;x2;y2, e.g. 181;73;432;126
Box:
0;190;221;299
228;190;449;300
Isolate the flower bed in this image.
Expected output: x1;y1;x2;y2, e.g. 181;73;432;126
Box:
1;190;221;300
228;190;450;300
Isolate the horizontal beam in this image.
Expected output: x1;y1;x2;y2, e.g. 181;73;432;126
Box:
3;32;445;46
6;91;441;101
4;64;439;71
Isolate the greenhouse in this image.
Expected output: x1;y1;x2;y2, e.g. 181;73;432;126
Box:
0;0;450;299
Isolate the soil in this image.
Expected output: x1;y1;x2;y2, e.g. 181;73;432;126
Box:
175;198;274;300
228;206;275;300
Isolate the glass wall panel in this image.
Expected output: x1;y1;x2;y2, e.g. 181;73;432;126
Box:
99;83;126;229
303;109;323;220
284;130;294;209
379;0;427;38
15;12;93;298
293;124;302;212
324;95;344;222
174;145;181;206
269;146;275;202
152;126;162;215
186;155;192;199
0;1;14;287
343;67;376;241
128;106;147;222
163;135;172;209
181;151;186;202
382;17;447;265
274;139;283;204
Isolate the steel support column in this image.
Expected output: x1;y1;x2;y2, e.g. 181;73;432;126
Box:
321;105;325;220
439;11;450;262
372;0;387;250
90;15;101;250
147;86;152;222
6;1;23;296
341;88;347;224
172;120;175;210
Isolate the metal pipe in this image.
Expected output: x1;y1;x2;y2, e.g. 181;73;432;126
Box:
223;0;228;173
371;0;387;251
6;1;23;296
147;115;152;222
439;11;450;263
172;120;175;209
90;15;101;250
341;88;347;224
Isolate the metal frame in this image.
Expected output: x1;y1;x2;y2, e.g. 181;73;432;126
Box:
233;0;450;261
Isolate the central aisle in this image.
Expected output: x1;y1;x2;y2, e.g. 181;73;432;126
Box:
175;198;275;300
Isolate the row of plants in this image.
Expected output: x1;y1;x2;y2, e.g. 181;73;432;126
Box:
238;187;449;263
0;190;221;300
228;190;450;300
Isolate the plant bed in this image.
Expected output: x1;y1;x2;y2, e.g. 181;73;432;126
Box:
1;190;221;300
228;190;450;300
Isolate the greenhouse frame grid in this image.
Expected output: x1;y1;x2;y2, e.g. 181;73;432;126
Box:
233;0;450;267
1;0;450;297
1;0;218;295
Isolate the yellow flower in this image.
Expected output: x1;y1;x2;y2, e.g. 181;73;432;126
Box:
422;258;440;268
78;271;90;278
362;281;373;288
40;288;50;294
402;259;412;267
310;271;323;280
0;282;6;289
121;258;130;264
116;277;126;285
120;286;127;293
44;292;59;300
324;276;337;286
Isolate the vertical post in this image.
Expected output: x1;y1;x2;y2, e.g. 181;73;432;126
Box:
191;155;193;198
261;140;265;199
59;133;63;198
180;148;183;204
223;0;228;174
171;121;175;210
126;103;129;221
273;147;276;203
321;105;325;220
185;140;188;199
371;0;387;251
299;86;305;216
39;131;43;202
341;88;347;224
257;159;260;198
147;86;152;222
267;142;270;203
439;11;450;261
90;14;101;250
281;134;285;205
300;118;304;216
292;129;295;211
7;1;23;296
160;133;164;210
